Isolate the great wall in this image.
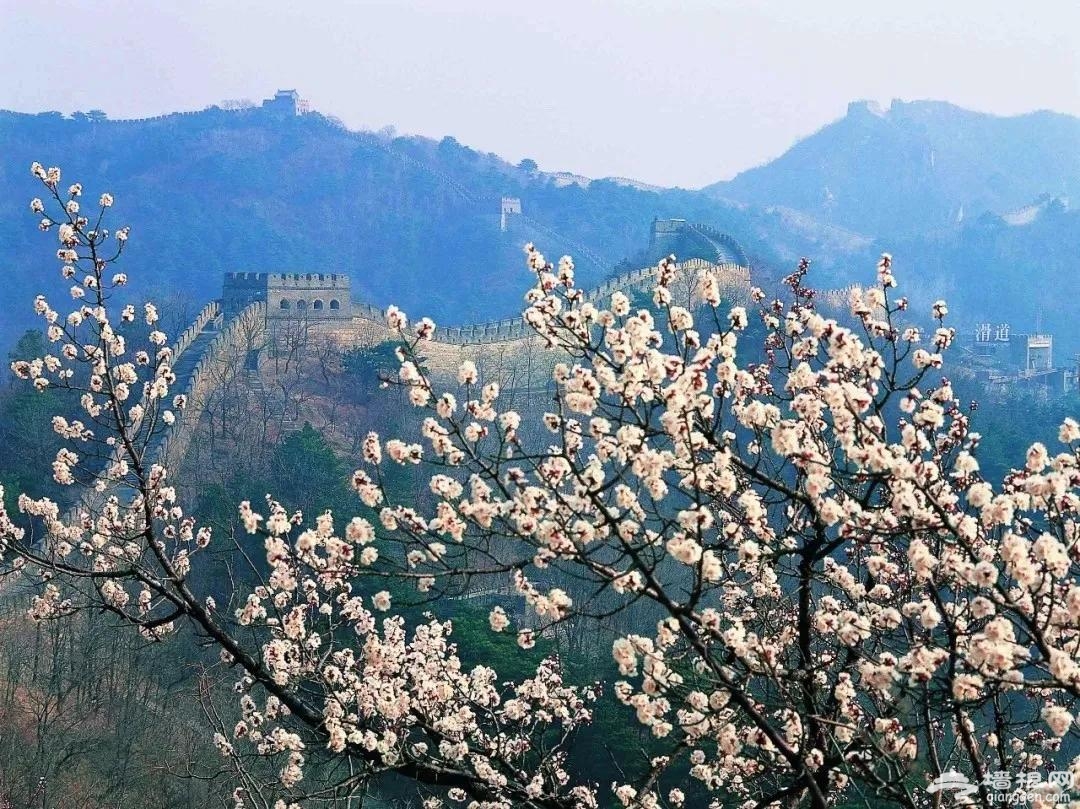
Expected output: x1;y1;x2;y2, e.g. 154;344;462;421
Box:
15;84;853;471
141;214;865;472
2;87;797;472
37;212;864;551
147;218;762;467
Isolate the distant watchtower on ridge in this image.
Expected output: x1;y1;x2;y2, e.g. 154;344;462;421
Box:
223;273;352;319
261;89;303;118
500;197;522;232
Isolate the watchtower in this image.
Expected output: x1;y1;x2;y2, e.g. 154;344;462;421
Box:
500;197;522;232
650;218;688;254
223;272;269;315
222;272;352;320
267;273;352;319
261;89;301;118
1026;333;1053;373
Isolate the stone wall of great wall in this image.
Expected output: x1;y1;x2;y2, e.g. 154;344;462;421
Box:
422;258;750;346
156;302;266;468
53;249;861;501
148;255;756;469
651;220;750;268
136;205;862;475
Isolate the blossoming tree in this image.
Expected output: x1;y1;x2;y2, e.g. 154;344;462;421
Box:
5;165;1080;809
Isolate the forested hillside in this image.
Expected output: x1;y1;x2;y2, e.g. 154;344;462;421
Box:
0;106;799;352
4;98;1080;359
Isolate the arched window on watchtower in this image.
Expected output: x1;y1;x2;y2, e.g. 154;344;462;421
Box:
296;299;308;310
279;299;291;310
329;299;341;310
312;299;324;310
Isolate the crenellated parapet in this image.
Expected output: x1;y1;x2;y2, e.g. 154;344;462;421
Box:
223;271;352;319
432;258;751;345
263;272;351;289
219;239;754;356
650;219;750;267
818;284;863;312
167;300;221;359
158;301;268;467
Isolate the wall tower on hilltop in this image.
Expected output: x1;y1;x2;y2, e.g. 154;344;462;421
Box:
223;273;352;319
261;89;303;118
500;197;522;232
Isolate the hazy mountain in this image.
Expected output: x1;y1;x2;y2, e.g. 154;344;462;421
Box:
0;104;850;352
706;99;1080;238
2;98;1079;358
876;200;1080;347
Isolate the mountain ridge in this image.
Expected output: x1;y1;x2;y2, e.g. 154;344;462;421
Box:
705;98;1080;238
0;104;810;352
2;96;1079;356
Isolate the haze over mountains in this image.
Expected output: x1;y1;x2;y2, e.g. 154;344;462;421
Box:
707;98;1080;352
709;98;1080;238
1;95;1078;353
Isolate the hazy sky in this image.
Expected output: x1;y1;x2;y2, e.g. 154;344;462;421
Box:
2;0;1078;187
